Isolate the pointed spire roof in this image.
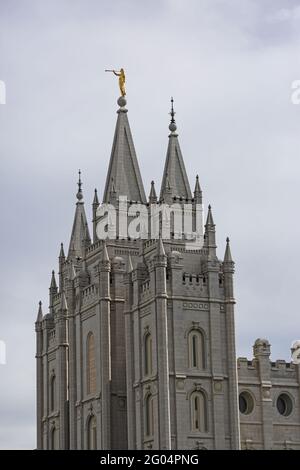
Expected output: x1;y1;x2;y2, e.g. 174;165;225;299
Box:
160;98;192;201
101;240;109;262
157;236;166;257
224;237;233;262
149;180;157;203
93;188;99;205
36;301;43;322
68;171;91;259
194;175;202;194
59;243;65;259
103;99;146;203
50;270;57;289
205;204;215;226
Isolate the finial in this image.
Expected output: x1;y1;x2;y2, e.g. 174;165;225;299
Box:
226;236;230;243
169;97;177;132
39;300;42;307
208;204;211;210
76;169;83;200
93;188;99;205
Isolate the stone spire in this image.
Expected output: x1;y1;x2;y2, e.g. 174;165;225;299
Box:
49;270;58;314
93;188;99;206
160;98;192;202
205;204;214;227
149;180;157;203
103;97;146;204
92;188;100;243
68;171;91;259
224;237;233;263
205;204;216;258
194;175;202;203
59;243;65;260
156;236;166;258
36;301;43;322
50;270;57;290
101;240;110;263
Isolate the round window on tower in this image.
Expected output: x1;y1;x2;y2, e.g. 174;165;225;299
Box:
239;391;254;415
276;393;293;417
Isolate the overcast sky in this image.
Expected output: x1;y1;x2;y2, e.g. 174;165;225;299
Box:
1;0;300;449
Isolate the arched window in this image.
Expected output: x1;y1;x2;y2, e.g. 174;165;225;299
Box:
87;415;97;450
87;333;96;395
188;330;205;369
145;394;154;437
191;391;207;432
50;426;58;450
144;332;152;376
50;375;56;412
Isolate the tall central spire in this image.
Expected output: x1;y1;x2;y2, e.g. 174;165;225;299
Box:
103;97;146;204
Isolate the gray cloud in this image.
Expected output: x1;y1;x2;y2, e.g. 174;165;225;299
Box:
0;0;300;448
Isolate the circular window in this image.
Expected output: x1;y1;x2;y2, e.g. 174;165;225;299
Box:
276;394;293;416
239;391;254;415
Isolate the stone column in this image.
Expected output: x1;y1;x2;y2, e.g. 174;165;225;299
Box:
154;240;171;449
253;339;272;449
124;261;136;449
98;243;111;449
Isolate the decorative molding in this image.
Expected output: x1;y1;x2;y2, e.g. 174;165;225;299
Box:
183;302;209;310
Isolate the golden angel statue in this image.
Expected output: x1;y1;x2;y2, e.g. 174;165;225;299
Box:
105;68;126;96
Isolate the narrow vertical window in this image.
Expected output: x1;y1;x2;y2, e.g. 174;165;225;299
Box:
87;333;96;395
191;391;207;432
145;394;154;437
50;375;56;412
144;333;153;376
188;330;205;369
88;415;97;450
192;334;198;367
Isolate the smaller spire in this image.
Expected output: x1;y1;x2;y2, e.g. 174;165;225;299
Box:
59;243;65;259
76;169;83;201
224;237;233;262
50;270;57;289
93;188;99;205
157;236;166;257
169;97;177;133
127;254;133;273
102;240;110;262
206;204;214;226
36;301;43;322
194;175;201;194
149;180;157;203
